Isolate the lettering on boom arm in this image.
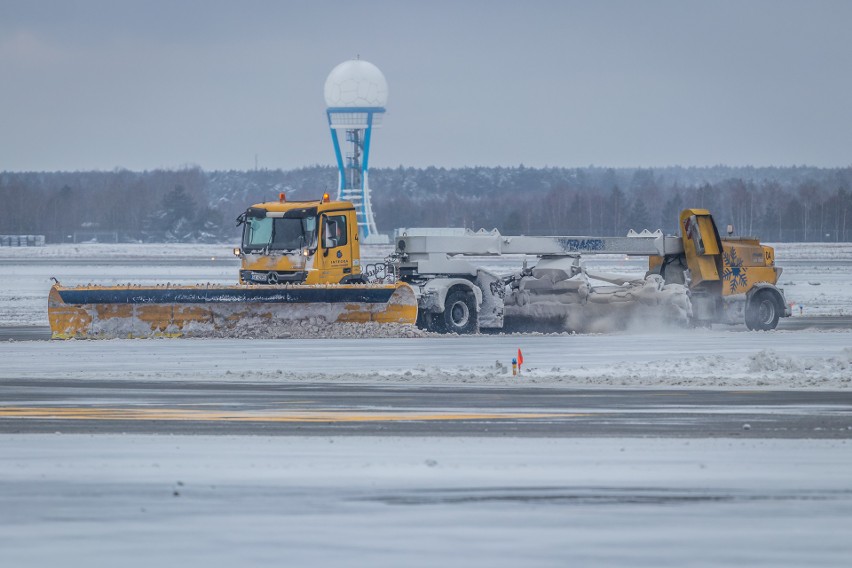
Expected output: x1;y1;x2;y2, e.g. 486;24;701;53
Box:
557;238;605;253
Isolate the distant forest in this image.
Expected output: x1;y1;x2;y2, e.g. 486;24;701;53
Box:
1;165;851;243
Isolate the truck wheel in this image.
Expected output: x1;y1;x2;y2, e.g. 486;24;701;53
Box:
441;290;478;334
745;290;780;331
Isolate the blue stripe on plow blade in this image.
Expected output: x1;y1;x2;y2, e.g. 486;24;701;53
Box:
57;287;397;306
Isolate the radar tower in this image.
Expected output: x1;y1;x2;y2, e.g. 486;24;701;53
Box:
324;59;388;243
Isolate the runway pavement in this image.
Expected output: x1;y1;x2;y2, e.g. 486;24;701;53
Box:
1;378;850;438
0;325;51;341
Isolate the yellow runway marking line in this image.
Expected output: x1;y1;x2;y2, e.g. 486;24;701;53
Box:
0;406;588;423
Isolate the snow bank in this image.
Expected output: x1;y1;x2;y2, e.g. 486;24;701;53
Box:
198;345;852;390
194;320;429;340
4;331;851;390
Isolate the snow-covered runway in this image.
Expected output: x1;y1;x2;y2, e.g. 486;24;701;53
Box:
1;435;850;567
2;243;851;566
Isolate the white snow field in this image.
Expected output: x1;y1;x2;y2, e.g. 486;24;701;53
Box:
1;435;851;568
2;243;852;567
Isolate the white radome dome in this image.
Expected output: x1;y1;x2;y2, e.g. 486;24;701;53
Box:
324;59;388;108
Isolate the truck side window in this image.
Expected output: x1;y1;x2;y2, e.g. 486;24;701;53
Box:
685;215;705;255
323;215;347;249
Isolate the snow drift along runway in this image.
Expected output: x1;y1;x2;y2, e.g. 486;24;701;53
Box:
1;435;850;568
2;330;850;390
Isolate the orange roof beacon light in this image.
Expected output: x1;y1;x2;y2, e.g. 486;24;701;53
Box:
322;193;330;203
279;192;286;203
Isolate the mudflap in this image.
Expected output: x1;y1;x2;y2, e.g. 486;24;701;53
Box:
47;283;417;339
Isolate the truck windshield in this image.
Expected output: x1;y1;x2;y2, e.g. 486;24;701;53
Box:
242;215;317;252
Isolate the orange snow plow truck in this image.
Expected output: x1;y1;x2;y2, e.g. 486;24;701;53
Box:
48;194;417;339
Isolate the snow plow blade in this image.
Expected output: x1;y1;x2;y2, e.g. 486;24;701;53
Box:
48;282;418;339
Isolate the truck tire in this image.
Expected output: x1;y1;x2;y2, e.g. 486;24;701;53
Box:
440;289;478;334
745;290;780;331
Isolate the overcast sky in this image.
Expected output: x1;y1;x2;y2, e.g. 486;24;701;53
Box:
1;0;850;171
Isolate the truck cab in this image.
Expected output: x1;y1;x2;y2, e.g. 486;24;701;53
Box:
236;195;364;285
659;208;790;329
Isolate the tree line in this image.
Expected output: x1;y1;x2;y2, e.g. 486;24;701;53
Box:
1;165;850;242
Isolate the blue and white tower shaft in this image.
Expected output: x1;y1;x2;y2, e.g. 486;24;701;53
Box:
324;59;388;242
